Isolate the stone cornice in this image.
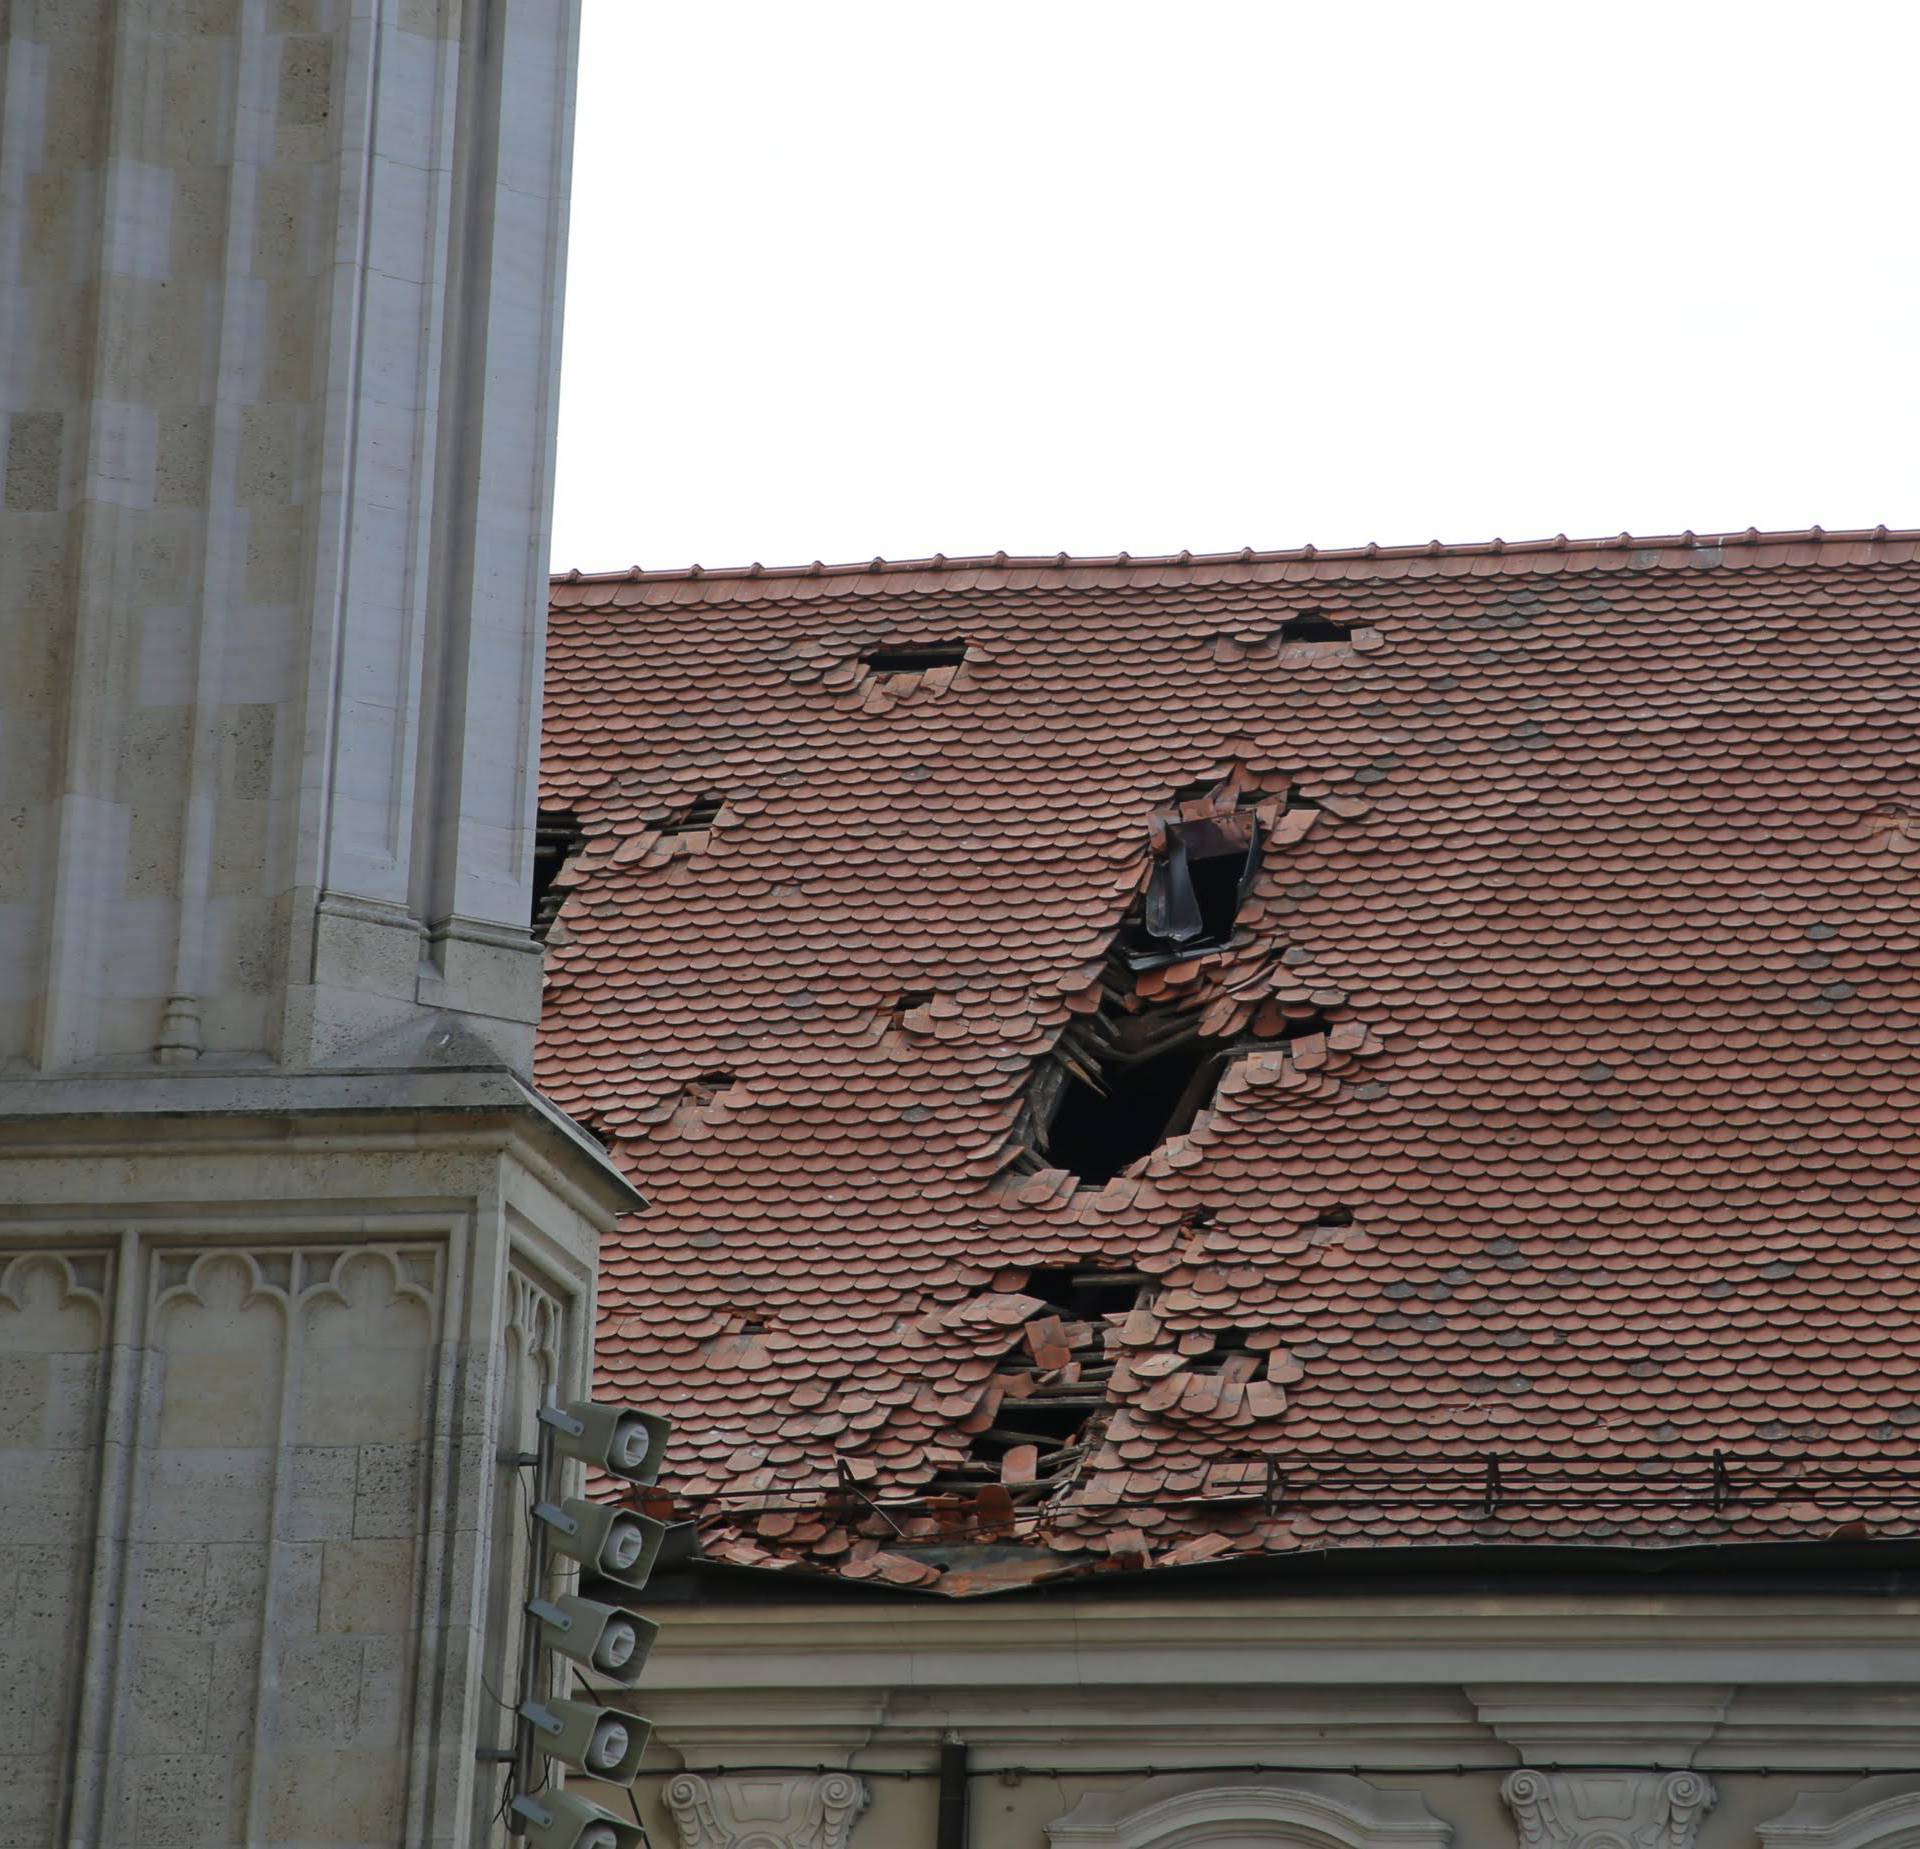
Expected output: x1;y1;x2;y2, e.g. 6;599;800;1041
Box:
641;1594;1920;1691
621;1597;1920;1777
0;1066;642;1221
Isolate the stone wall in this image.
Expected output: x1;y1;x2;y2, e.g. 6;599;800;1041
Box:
0;0;578;1073
0;1090;629;1848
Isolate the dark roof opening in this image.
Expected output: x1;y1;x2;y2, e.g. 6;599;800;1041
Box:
659;793;724;836
531;808;584;939
1187;850;1246;946
569;1111;612;1150
946;1259;1146;1492
864;639;968;675
1135;812;1262;961
1190;1326;1255;1371
1279;609;1352;642
1022;1262;1149;1319
1045;1028;1235;1184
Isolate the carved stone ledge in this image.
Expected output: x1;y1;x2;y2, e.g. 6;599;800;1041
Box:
664;1771;868;1848
1502;1769;1715;1847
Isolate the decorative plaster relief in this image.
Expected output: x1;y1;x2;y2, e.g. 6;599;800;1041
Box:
1046;1771;1453;1846
1758;1776;1920;1847
1502;1770;1714;1848
664;1771;868;1849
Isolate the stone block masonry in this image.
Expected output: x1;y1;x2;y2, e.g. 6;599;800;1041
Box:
0;0;582;1075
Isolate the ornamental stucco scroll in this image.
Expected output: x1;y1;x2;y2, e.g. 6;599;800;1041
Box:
664;1771;867;1849
1502;1769;1715;1848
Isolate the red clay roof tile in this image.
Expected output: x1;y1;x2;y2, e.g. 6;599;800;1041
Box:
541;528;1920;1591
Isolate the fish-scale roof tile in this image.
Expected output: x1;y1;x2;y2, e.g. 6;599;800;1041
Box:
542;528;1920;1593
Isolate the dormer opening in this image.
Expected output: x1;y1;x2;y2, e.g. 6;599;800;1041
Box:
1135;809;1262;962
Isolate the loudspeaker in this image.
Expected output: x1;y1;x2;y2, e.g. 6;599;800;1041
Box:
539;1401;670;1486
510;1790;645;1849
534;1499;666;1591
518;1697;651;1781
527;1594;659;1688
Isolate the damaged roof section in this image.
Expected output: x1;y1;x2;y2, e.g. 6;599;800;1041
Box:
542;529;1920;1594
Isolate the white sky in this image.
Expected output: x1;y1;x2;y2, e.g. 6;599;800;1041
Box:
551;2;1920;576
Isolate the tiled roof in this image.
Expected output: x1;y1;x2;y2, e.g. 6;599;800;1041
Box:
540;527;1920;1594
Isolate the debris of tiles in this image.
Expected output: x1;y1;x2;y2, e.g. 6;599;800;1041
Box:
540;528;1920;1595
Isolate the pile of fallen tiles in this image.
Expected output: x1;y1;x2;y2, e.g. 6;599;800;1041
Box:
540;529;1920;1593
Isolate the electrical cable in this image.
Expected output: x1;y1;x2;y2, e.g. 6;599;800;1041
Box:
624;1758;1920;1783
515;1467;554;1798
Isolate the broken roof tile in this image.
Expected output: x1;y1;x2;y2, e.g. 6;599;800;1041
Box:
542;528;1920;1592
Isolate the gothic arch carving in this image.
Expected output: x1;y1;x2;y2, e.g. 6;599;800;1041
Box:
153;1248;287;1325
1046;1773;1453;1847
298;1245;437;1349
1759;1778;1920;1848
0;1251;105;1348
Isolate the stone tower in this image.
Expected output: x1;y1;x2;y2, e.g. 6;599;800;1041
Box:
0;3;624;1843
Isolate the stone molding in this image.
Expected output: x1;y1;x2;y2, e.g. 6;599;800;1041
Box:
1046;1771;1453;1846
663;1771;868;1848
1502;1769;1715;1846
1758;1777;1920;1847
1467;1685;1733;1760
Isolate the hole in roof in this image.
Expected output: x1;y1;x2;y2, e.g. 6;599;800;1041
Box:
864;639;968;674
531;808;584;940
1044;1020;1239;1185
658;793;724;836
1021;1261;1151;1320
1016;782;1342;1182
1313;1205;1354;1227
1187;1325;1256;1373
882;990;935;1039
1278;609;1352;642
683;1069;735;1105
940;1260;1148;1497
